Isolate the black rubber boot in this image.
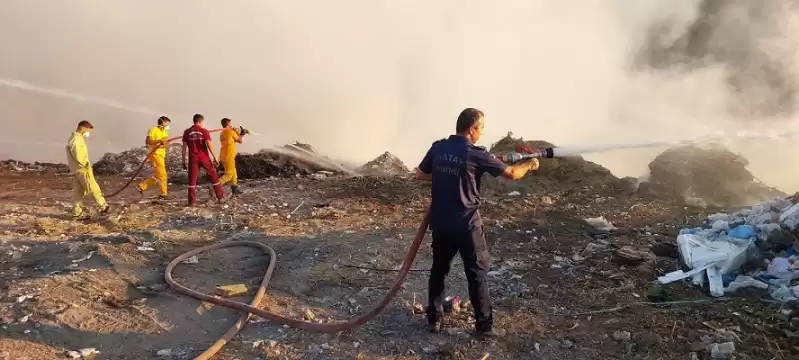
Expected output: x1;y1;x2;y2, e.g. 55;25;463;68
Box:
231;185;243;196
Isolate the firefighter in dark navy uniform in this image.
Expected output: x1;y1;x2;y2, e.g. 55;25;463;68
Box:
415;108;539;337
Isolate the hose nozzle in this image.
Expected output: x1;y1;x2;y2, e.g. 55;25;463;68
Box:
498;147;554;164
239;126;252;135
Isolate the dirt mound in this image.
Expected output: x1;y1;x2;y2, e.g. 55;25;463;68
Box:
640;143;784;206
234;145;346;179
483;133;619;194
93;143;185;176
357;152;410;176
235;151;319;179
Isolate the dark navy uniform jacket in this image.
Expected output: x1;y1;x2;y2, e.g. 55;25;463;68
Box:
418;135;508;232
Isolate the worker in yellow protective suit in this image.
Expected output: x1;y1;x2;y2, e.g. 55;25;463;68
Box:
66;120;109;220
218;118;246;195
137;116;171;199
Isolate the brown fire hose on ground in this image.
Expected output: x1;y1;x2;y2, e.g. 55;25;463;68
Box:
165;209;431;360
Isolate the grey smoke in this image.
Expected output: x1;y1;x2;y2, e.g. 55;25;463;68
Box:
635;0;799;119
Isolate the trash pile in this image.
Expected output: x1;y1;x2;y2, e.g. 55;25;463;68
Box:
235;146;344;179
1;159;68;173
657;196;799;301
356;151;410;176
640;144;783;207
484;133;619;193
93;143;185;176
93;141;347;179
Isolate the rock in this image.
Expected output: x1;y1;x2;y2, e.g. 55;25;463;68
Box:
585;243;604;253
446;328;464;336
534;343;541;352
689;342;707;352
182;256;199;264
613;246;656;265
156;348;172;357
688;352;700;360
613;331;631;342
561;339;574;349
637;332;663;348
304;309;316;322
709;342;735;359
540;196;554;205
214;284;249;298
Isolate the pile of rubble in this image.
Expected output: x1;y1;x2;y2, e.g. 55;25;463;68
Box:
1;160;68;173
93;143;185;176
483;133;619;194
657;196;799;305
356;152;410;176
638;144;783;207
235;148;340;179
92;141;348;180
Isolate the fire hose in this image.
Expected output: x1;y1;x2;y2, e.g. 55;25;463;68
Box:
165;209;430;360
104;128;226;198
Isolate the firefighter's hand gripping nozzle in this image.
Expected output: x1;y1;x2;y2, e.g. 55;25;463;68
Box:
239;126;252;136
497;147;555;164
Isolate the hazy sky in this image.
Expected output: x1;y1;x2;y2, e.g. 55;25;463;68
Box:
1;1;798;191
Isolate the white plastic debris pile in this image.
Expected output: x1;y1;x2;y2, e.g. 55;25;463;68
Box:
657;197;799;301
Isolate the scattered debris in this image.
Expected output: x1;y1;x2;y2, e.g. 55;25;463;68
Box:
657;196;799;300
66;348;99;358
215;284;249;298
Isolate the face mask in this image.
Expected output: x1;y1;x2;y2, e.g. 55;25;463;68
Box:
164;125;170;131
83;132;91;138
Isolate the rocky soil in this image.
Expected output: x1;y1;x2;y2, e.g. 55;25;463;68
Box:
0;139;795;359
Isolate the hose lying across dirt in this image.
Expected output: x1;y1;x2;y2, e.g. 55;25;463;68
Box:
165;209;431;360
104;128;224;198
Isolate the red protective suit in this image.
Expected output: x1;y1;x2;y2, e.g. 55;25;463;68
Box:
182;125;225;205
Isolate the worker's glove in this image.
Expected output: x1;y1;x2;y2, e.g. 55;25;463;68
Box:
527;158;540;171
239;126;248;136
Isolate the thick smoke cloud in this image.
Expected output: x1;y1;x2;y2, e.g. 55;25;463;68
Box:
0;1;798;192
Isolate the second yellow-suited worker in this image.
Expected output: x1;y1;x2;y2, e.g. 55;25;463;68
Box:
218;117;247;195
137;116;171;199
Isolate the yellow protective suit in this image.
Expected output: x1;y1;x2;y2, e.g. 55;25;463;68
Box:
138;126;169;196
66;132;107;217
218;128;240;186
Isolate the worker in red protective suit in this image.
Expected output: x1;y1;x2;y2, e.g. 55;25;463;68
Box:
181;113;225;206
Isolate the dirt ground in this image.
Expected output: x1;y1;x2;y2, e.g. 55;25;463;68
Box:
0;170;795;360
